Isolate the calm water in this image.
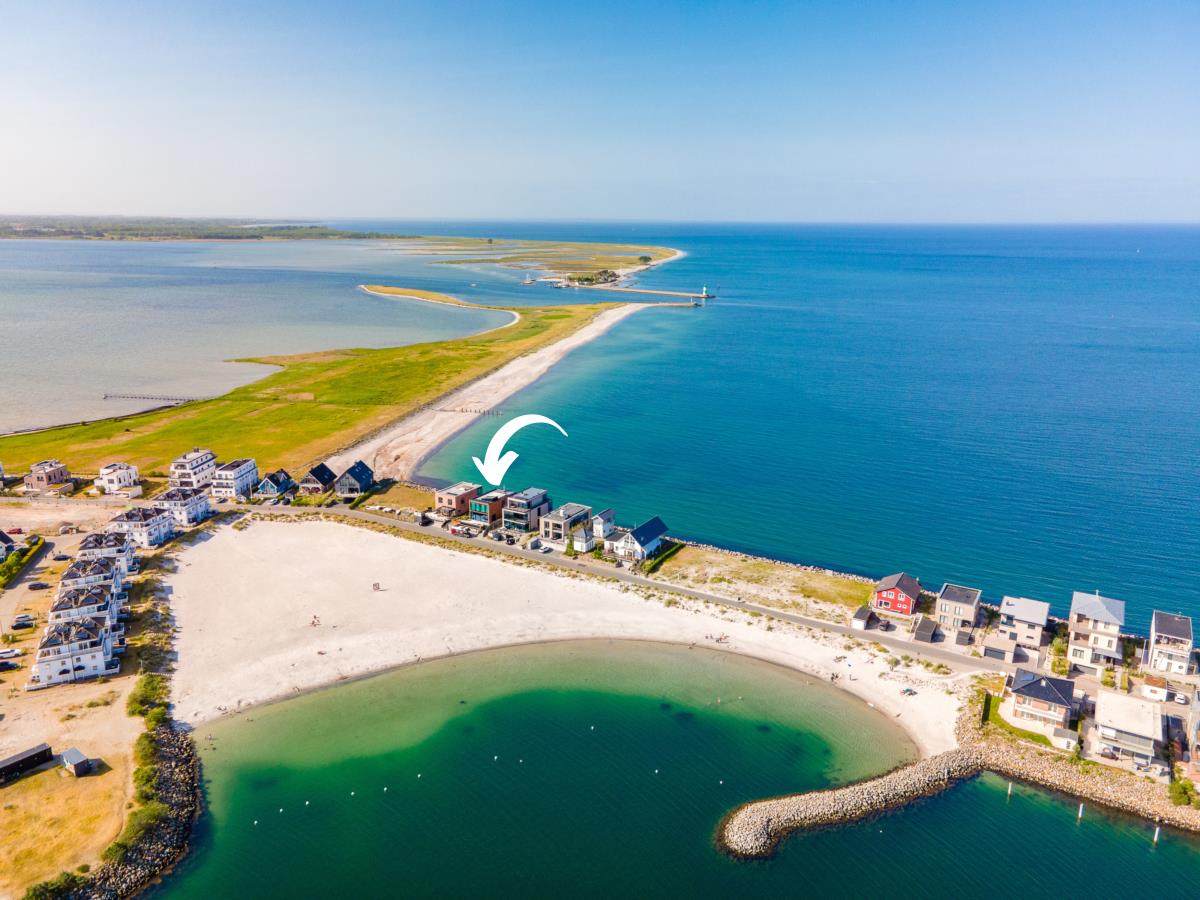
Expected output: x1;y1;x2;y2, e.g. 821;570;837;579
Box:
157;642;1199;897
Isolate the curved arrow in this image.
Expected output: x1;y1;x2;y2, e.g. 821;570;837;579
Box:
472;414;568;485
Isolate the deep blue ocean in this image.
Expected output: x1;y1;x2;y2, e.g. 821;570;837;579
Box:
340;221;1200;630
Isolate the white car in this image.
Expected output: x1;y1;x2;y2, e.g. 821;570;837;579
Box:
540;545;554;554
0;648;23;659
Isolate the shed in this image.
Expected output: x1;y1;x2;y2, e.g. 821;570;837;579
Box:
1052;728;1080;752
1142;674;1169;702
0;743;53;785
912;615;937;643
60;747;92;776
851;606;876;631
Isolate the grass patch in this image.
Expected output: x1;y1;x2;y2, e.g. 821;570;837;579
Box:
126;673;168;718
0;294;616;475
641;540;684;575
982;691;1053;747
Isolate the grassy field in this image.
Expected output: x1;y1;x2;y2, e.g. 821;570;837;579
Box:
0;290;615;476
414;236;677;278
649;545;873;609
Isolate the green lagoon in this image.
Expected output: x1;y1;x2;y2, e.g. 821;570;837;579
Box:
158;641;1199;897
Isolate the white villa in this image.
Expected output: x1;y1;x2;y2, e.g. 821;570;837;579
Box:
76;531;138;576
1145;611;1194;676
155;488;212;527
998;595;1051;650
211;458;258;499
93;462;142;498
169;447;217;490
49;587;125;635
539;503;593;552
59;557;123;595
28;620;119;689
605;516;669;562
106;507;174;548
1094;690;1164;764
1067;590;1125;676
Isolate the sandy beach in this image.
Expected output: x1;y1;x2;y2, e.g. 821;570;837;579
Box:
169;519;963;756
325;302;658;479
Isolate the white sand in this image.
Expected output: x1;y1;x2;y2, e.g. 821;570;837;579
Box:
325;302;655;479
169;520;963;756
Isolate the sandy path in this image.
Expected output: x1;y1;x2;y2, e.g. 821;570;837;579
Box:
169;520;963;756
325;302;654;479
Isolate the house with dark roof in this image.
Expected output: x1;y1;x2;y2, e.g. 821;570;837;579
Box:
871;572;923;616
935;583;982;635
60;557;122;595
254;469;295;499
77;531;137;576
105;507;174;548
299;463;337;495
30;619;119;688
606;516;669;562
1145;611;1194;676
0;530;13;561
155;487;212;527
1067;590;1125;676
1006;667;1075;730
334;460;375;498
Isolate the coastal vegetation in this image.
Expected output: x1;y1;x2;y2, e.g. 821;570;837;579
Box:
0;291;617;474
0;216;400;241
413;235;677;279
0;534;45;588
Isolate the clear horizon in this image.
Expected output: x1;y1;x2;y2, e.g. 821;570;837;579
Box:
2;1;1197;223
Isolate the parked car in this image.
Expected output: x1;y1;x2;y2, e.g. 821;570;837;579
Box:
6;527;23;534
53;553;70;561
0;661;18;672
281;498;292;506
27;582;50;590
540;545;554;554
11;615;35;629
1175;692;1192;706
505;536;515;545
491;532;505;542
0;648;23;659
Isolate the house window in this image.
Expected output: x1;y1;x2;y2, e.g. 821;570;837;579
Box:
878;600;891;609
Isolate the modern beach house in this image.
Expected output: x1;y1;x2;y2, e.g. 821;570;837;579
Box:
23;459;71;494
435;482;481;517
106;507;174;548
1094;691;1164;764
1067;591;1126;676
502;488;551;533
28;620;119;689
934;583;982;638
469;489;512;528
1144;611;1194;675
60;557;123;595
77;532;138;576
169;448;217;490
1006;667;1075;731
998;596;1051;650
871;572;923;616
299;463;338;495
155;488;212;527
211;458;259;499
334;460;375;498
93;462;141;498
539;503;592;551
49;586;122;628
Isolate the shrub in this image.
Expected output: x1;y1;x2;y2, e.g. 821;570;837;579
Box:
132;765;159;803
103;801;169;862
22;870;86;900
1101;667;1116;688
133;731;158;768
126;673;168;717
145;706;168;729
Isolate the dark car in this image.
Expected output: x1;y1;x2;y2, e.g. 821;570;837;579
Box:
53;553;70;561
27;582;50;591
0;661;18;672
11;618;35;630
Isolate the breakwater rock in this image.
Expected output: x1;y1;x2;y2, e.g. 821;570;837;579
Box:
74;726;202;899
720;697;1200;859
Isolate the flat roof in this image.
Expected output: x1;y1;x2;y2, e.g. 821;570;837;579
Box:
1152;610;1192;642
1095;691;1163;740
938;583;982;605
438;482;481;497
547;502;590;520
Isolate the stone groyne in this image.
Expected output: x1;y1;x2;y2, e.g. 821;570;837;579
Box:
719;699;1200;859
77;726;202;899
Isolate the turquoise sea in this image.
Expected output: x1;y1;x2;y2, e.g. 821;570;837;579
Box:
157;642;1200;897
2;224;1197;620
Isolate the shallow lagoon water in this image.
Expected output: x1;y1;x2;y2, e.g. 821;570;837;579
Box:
157;641;1199;897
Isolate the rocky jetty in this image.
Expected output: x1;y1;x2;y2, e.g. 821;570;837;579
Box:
720;694;1200;859
73;726;202;899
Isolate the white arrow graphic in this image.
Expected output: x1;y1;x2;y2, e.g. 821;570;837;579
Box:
472;414;568;486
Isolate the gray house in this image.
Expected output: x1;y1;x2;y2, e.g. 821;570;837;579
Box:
334;460;375;498
1094;690;1163;764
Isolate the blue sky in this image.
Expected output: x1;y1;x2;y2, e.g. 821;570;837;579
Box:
1;1;1196;221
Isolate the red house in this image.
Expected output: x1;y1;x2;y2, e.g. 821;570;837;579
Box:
872;572;923;616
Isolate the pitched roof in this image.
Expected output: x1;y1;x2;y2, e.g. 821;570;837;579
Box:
938;583;982;606
0;532;12;547
157;487;204;503
62;558;117;581
1095;690;1163;740
1011;668;1074;707
1152;611;1192;642
79;532;130;552
338;460;374;487
303;463;337;486
1070;591;1125;626
258;469;293;490
875;572;922;599
1000;595;1050;627
109;507;170;524
628;516;668;547
52;587;112;613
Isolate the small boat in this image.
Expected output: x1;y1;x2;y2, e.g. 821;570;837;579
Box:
523;274;536;285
